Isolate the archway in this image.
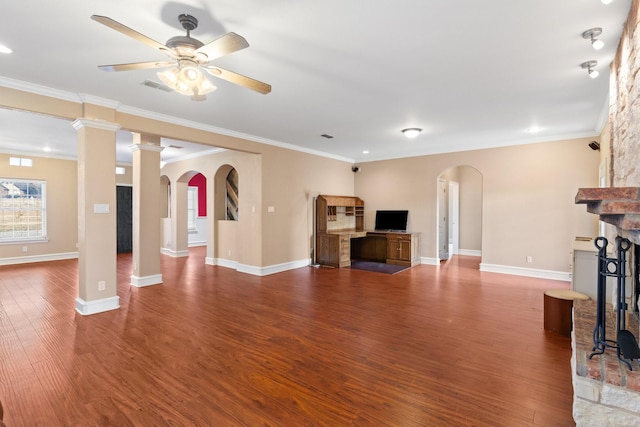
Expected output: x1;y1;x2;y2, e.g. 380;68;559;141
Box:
436;165;483;262
213;164;239;266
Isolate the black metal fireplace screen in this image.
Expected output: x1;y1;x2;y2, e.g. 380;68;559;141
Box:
590;236;640;370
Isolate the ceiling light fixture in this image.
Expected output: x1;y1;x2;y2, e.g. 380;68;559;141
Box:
581;60;599;79
402;128;422;138
582;28;604;50
601;0;613;4
157;59;216;101
0;43;12;54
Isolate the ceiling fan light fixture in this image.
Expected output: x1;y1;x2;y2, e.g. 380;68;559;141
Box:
402;128;422;139
157;62;217;98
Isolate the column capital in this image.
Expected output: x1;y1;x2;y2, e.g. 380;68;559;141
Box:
71;118;120;132
129;143;164;153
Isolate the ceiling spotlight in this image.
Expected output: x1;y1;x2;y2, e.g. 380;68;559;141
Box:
402;128;422;138
601;0;613;4
582;28;604;50
581;60;599;79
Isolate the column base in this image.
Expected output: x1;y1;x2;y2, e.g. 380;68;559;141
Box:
75;296;120;315
130;274;163;288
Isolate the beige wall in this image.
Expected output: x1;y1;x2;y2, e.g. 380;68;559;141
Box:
0;153;78;259
458;166;483;252
355;137;600;272
0;89;601;276
163;145;354;268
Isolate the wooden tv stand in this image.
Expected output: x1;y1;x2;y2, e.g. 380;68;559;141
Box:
315;194;419;268
353;231;420;267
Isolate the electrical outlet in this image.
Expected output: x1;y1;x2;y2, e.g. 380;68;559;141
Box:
22;246;27;253
526;256;533;263
98;281;106;291
228;249;232;256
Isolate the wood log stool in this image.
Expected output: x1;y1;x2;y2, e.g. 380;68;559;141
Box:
544;289;590;337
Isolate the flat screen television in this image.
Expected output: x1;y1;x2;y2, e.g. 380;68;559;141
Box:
374;210;408;232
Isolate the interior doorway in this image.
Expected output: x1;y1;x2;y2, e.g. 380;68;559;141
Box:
436;166;483;262
116;185;133;253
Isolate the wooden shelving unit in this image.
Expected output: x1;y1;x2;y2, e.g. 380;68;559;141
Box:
315;195;419;268
315;195;365;267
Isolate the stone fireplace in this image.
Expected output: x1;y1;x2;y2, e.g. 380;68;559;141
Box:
570;0;640;424
573;187;640;425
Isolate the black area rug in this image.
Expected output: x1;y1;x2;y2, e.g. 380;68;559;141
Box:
349;260;409;275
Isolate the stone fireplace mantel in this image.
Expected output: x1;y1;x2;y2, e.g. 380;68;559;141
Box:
575;187;640;244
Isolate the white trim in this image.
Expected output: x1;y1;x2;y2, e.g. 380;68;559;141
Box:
160;248;190;257
75;296;120;315
0;75;82;102
0;251;78;266
216;258;239;270
130;274;163;288
206;258;310;276
129;143;164;153
71;118;121;132
420;256;440;266
118;105;355;164
247;258;310;276
188;241;206;247
479;263;571;281
459;249;482;257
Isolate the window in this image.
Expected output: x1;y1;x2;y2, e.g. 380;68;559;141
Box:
0;178;47;242
9;157;33;167
187;186;198;231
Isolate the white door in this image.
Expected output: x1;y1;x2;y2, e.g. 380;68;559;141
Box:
449;181;459;256
438;179;449;260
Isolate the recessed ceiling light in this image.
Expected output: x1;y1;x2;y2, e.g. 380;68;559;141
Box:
0;44;12;54
527;126;542;133
43;147;52;152
362;150;369;154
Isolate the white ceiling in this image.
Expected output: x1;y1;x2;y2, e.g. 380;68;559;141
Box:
0;0;632;165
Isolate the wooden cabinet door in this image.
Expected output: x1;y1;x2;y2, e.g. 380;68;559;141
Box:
318;234;339;266
387;237;401;262
398;238;412;261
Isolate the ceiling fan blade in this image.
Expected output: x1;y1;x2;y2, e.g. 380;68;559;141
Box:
195;32;249;61
205;66;271;94
91;15;169;53
98;61;175;72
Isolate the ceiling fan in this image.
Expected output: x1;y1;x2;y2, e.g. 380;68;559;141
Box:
91;14;271;100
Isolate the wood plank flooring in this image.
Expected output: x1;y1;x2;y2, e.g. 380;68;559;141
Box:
0;250;575;426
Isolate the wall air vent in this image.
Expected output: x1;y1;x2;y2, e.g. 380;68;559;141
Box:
141;80;173;92
321;134;334;139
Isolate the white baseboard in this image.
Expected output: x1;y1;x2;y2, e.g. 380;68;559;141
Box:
0;251;78;266
75;296;120;315
458;249;482;257
420;257;439;265
160;248;190;257
206;257;311;276
130;274;163;287
479;263;571;281
188;241;206;248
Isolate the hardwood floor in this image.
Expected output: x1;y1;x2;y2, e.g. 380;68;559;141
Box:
0;250;574;426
